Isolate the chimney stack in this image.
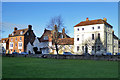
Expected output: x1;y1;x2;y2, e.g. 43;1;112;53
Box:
103;17;107;22
112;30;114;35
28;25;32;30
54;25;57;31
14;27;17;31
86;17;89;21
62;28;65;33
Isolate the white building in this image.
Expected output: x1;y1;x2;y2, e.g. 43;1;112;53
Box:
113;34;119;55
74;18;114;55
0;38;9;54
26;42;34;54
52;38;74;55
26;37;40;54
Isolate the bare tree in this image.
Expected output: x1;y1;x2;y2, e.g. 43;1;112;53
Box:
83;33;106;55
47;15;65;31
46;16;66;58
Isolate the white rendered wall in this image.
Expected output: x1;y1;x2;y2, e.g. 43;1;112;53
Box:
113;39;119;54
74;23;113;54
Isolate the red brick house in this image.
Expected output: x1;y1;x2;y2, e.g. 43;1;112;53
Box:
8;25;36;54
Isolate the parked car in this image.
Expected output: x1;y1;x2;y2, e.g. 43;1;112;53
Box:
106;52;112;55
12;52;19;54
82;53;90;56
63;52;74;55
116;53;120;55
20;52;28;55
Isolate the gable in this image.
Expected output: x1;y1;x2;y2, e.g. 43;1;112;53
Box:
9;28;28;37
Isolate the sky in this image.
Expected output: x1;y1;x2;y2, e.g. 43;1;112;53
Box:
2;2;118;38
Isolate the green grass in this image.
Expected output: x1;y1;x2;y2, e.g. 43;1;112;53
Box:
2;57;118;78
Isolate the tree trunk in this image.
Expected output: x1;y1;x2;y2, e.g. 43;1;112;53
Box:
55;43;59;59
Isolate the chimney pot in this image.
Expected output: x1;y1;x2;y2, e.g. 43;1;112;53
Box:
14;27;17;31
62;28;65;33
28;25;32;30
86;17;89;21
103;17;107;22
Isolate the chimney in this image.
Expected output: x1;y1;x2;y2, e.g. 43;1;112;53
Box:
112;30;114;35
14;27;17;31
103;17;107;22
62;28;65;34
86;17;89;21
8;34;11;37
28;25;32;30
54;25;57;31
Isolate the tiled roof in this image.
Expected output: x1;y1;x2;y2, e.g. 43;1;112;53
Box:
39;29;70;42
39;29;52;42
57;38;74;45
113;34;119;40
74;19;113;28
0;38;9;43
9;28;28;37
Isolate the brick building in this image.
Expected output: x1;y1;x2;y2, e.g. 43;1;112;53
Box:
39;28;70;54
8;25;36;54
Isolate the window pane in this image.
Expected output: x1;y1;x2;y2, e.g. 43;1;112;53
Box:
98;26;100;29
82;28;84;30
77;38;79;41
77;46;79;51
98;33;100;40
92;34;94;40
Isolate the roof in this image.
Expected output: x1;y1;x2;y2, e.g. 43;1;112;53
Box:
74;19;113;28
9;28;28;37
113;34;119;40
39;29;70;42
39;29;52;42
0;38;9;43
57;38;74;45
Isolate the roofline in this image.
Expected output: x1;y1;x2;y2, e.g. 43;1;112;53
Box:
74;23;104;27
74;19;113;28
9;35;24;37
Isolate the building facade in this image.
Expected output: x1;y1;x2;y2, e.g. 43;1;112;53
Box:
52;38;74;55
74;18;114;55
0;38;9;53
8;25;36;54
113;34;119;55
39;28;70;54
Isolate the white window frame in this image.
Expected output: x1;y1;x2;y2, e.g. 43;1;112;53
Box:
18;42;23;49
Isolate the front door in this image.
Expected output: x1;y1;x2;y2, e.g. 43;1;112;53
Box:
85;44;88;53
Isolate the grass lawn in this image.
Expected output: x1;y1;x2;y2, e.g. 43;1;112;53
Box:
2;57;118;78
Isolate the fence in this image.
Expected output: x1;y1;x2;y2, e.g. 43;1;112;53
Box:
2;54;120;61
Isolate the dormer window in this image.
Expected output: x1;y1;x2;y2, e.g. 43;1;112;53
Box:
44;36;48;40
3;40;5;43
60;34;63;38
20;31;23;35
27;32;29;35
